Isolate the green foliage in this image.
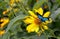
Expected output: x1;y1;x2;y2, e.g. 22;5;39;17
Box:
33;0;47;9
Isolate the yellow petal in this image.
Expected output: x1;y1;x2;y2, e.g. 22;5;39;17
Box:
28;11;38;18
0;30;5;36
26;23;39;33
34;8;43;15
43;25;48;30
43;21;49;25
41;27;44;32
23;16;34;24
43;18;52;24
0;18;9;28
3;11;7;15
35;26;39;32
43;11;50;17
48;18;52;23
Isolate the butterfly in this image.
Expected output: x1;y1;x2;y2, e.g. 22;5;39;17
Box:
34;8;50;22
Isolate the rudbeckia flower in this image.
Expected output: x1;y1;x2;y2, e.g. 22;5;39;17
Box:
24;8;52;35
0;18;9;28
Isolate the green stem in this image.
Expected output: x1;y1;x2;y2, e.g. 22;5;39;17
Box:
48;28;56;37
43;32;48;39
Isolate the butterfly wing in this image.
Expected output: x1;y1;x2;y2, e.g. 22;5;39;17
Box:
38;15;43;20
38;15;48;22
43;18;48;22
36;8;50;22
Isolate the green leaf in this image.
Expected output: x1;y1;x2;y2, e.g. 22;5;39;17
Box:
27;0;36;8
4;0;9;3
50;8;60;21
56;0;60;6
9;21;23;33
5;14;26;33
33;0;47;9
2;32;10;39
57;37;60;39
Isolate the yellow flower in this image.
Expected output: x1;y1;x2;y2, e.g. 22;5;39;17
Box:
24;8;52;35
0;30;5;36
0;18;9;28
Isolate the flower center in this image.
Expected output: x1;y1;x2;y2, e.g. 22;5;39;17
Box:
34;18;41;25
